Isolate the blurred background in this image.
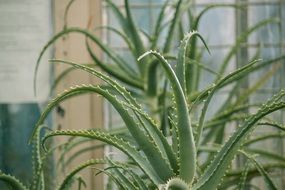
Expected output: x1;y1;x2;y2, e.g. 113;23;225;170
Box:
0;0;284;189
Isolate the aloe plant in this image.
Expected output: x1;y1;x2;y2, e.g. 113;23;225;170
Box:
37;0;285;189
27;47;285;189
28;28;285;188
1;0;285;189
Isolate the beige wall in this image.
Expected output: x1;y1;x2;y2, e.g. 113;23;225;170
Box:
53;0;104;189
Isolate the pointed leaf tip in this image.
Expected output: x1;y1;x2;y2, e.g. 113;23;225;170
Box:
138;50;156;61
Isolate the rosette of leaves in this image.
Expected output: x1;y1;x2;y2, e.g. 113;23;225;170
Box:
2;35;285;190
25;27;285;189
2;0;285;189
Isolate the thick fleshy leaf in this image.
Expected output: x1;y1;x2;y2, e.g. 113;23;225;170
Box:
176;31;210;94
35;84;174;183
0;171;28;190
43;129;163;185
193;90;285;190
139;50;196;183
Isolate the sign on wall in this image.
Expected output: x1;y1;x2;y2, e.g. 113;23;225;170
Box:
0;0;52;103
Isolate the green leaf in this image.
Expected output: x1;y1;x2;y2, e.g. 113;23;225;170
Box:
194;90;285;190
247;148;285;163
227;162;285;178
105;0;146;74
106;159;139;190
193;4;243;30
62;144;106;168
85;41;144;89
30;125;45;190
94;26;136;57
49;59;142;110
151;0;170;49
49;59;178;175
196;59;261;145
34;27;141;94
244;132;285;146
43;129;163;185
164;177;190;190
186;59;219;76
257;122;285;131
139;50;196;184
63;0;77;29
35;84;174;183
123;101;179;174
50;63;95;96
163;0;183;53
242;152;278;190
0;171;28;190
57;159;106;190
187;4;242;93
177;31;210;94
217;18;279;80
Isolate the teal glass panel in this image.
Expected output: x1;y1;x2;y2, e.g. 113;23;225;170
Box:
0;104;38;187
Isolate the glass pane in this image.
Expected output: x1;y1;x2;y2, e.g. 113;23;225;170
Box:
248;5;280;44
199;48;236;89
197;7;235;46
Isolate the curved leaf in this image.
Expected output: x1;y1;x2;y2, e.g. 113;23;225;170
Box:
57;159;106;190
242;152;278;190
0;171;28;190
43;129;162;185
194;90;285;190
34;27;141;94
139;50;196;183
86;41;143;89
217;18;279;79
196;59;261;145
63;0;77;29
35;84;174;183
177;31;210;94
193;4;243;30
163;0;183;53
49;59;178;174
